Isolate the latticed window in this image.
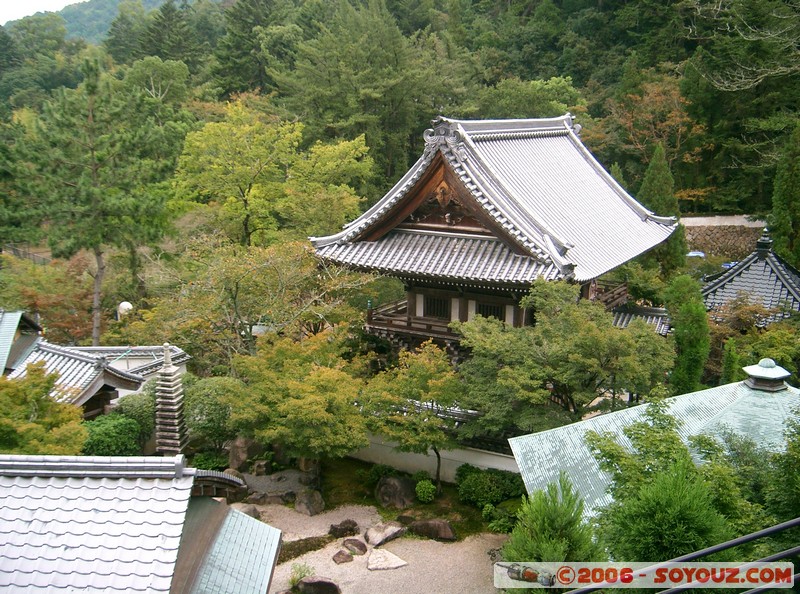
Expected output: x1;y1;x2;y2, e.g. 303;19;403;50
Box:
424;295;450;319
476;302;504;321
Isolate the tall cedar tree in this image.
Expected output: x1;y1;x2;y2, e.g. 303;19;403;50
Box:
20;59;169;344
638;143;686;276
104;0;148;65
213;0;291;95
142;0;200;73
770;123;800;268
664;275;710;395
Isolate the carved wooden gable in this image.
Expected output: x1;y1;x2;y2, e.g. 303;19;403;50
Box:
362;155;498;241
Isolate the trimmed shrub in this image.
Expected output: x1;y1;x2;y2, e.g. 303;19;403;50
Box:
82;415;141;456
456;466;525;508
192;451;228;470
416;479;436;503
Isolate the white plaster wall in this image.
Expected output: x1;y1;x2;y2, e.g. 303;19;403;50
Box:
349;434;520;483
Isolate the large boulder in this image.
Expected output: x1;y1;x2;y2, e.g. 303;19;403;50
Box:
295;489;325;516
343;538;367;556
227;437;266;472
375;476;416;509
409;519;456;541
230;503;260;519
328;519;358;538
364;521;406;546
367;549;408;571
297;576;341;594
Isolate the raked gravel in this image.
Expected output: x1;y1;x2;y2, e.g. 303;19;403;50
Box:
261;503;507;594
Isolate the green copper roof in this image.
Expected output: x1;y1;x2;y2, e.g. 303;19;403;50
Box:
509;379;800;515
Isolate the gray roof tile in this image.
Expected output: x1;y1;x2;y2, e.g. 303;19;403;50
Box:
0;455;193;593
312;115;675;283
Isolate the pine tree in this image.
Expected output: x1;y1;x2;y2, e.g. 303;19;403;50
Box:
720;338;742;384
104;0;147;65
142;0;200;72
213;0;292;95
639;143;687;276
770;123;800;267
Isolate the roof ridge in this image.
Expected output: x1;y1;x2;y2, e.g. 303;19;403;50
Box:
701;251;759;295
0;454;193;479
766;251;800;302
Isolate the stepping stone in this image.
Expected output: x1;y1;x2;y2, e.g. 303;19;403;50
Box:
343;538;367;555
367;549;408;571
333;549;353;564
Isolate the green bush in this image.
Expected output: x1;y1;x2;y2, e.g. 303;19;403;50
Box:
458;471;505;507
355;463;398;487
82;415;141;456
192;451;229;470
457;466;526;508
114;387;155;449
455;463;481;484
411;470;430;483
416;479;436;503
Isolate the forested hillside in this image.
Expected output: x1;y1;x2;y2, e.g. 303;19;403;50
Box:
1;0;800;373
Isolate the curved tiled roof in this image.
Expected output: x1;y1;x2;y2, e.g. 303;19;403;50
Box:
702;242;800;324
0;455;194;593
8;341;145;405
312;115;676;283
315;229;561;286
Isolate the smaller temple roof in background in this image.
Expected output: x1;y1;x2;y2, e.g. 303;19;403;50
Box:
7;340;190;406
702;233;800;324
0;454;280;594
610;304;671;336
509;359;800;516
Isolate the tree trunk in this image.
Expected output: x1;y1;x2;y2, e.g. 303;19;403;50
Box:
433;445;442;493
92;246;105;346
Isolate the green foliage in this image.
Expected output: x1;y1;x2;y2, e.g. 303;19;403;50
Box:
502;473;600;564
82;414;141;456
766;413;800;521
771;123;800;267
454;463;481;485
191;451;229;471
174;100;371;246
354;463;397;488
363;340;460;485
184;376;240;452
415;479;436;503
288;562;315;588
232;326;369;460
114;386;155;449
720;338;744;384
455;280;675;431
665;275;710;394
457;467;524;508
0;362;87;455
597;459;733;561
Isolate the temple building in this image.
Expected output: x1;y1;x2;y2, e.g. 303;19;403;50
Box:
311;114;677;348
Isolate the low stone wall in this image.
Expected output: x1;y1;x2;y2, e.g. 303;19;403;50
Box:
349;434;519;483
682;216;765;259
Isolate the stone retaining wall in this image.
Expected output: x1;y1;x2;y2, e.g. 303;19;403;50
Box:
684;224;764;259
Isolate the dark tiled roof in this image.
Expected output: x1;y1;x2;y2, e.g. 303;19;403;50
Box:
611;304;671;335
312;115;676;283
702;248;800;324
316;229;561;287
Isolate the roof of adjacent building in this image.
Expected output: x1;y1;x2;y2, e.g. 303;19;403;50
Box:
610;304;671;336
509;360;800;515
702;234;800;323
7;341;191;405
8;341;146;405
312;115;676;284
0;310;40;373
0;454;280;594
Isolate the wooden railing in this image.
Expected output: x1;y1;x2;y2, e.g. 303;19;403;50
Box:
367;299;458;339
594;281;628;310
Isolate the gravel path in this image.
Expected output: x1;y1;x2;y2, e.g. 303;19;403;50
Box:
262;504;507;594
